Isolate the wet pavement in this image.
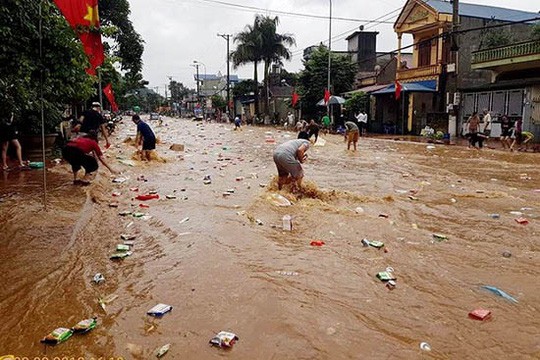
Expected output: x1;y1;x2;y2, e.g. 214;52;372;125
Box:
0;117;539;359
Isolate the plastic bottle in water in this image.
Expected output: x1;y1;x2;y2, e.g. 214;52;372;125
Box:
282;215;292;231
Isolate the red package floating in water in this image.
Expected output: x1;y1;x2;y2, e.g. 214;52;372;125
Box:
310;240;325;247
130;187;139;192
136;194;159;201
469;309;491;320
514;217;529;225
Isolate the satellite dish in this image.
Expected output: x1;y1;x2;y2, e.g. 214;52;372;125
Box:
359;25;364;31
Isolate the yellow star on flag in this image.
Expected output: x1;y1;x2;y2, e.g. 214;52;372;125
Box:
83;4;99;26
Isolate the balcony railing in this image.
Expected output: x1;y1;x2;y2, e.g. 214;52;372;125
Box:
471;40;540;64
396;64;442;80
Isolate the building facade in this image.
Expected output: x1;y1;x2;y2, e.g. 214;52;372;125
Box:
373;0;538;137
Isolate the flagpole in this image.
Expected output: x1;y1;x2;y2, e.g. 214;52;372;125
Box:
98;68;103;106
39;0;48;211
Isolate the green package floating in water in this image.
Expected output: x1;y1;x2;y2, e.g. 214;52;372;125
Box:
40;327;73;345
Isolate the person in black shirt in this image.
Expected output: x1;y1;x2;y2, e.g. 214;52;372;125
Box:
74;102;110;148
307;120;320;143
1;113;29;171
499;115;511;150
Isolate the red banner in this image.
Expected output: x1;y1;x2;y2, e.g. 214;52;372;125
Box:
292;89;299;107
53;0;104;75
324;88;331;104
395;81;402;100
103;83;119;112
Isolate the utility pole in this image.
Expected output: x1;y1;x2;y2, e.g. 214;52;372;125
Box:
167;75;174;114
218;33;232;118
192;64;200;101
451;0;460;137
327;0;332;119
191;63;201;116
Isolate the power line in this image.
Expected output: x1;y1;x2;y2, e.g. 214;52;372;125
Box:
351;16;540;67
190;0;398;23
290;7;402;57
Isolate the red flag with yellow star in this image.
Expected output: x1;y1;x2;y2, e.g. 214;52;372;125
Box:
103;83;119;112
53;0;104;75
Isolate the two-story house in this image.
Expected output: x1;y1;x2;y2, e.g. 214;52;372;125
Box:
372;0;537;136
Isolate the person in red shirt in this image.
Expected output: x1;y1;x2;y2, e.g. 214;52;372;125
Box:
62;131;116;185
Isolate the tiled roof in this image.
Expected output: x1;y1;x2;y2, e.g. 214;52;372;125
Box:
425;0;539;22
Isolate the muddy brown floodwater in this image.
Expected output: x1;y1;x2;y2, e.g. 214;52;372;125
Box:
0;117;539;359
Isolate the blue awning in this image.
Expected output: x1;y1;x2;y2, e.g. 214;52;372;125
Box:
372;80;437;95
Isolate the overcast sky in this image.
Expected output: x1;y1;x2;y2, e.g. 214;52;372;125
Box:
127;0;539;95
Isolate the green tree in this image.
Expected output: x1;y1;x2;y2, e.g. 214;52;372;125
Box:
211;94;227;110
99;0;145;79
0;0;94;133
345;92;369;114
298;45;356;119
232;79;257;97
169;80;194;103
257;15;295;116
231;20;262;117
480;25;513;49
231;15;295;118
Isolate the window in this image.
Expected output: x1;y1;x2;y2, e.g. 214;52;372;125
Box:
418;39;432;67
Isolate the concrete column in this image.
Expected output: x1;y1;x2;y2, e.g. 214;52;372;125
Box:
437;27;444;64
408;94;414;132
397;34;402;70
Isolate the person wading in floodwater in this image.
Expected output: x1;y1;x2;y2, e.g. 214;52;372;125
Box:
73;102;111;149
132;114;157;161
273;138;310;191
62;130;116;185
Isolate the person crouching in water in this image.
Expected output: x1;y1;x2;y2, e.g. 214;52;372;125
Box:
62;130;116;185
132;114;156;161
273;138;310;191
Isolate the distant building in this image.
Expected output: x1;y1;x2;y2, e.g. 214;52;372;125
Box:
194;72;240;99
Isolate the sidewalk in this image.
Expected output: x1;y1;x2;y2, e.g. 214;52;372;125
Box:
366;134;536;152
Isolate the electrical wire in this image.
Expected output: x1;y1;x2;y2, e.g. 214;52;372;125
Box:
190;0;398;23
351;16;540;67
289;7;402;58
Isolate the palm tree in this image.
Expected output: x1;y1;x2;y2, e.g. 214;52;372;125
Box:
258;16;295;116
231;22;262;118
230;15;295;118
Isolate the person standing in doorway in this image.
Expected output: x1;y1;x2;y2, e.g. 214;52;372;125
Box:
74;102;111;148
344;120;360;151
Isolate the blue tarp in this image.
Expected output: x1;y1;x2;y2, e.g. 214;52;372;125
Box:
372;80;437;95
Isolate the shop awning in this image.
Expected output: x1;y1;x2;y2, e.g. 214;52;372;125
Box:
342;84;388;96
372;80;437;95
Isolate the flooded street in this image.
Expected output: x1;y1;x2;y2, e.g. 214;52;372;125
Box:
1;117;539;359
